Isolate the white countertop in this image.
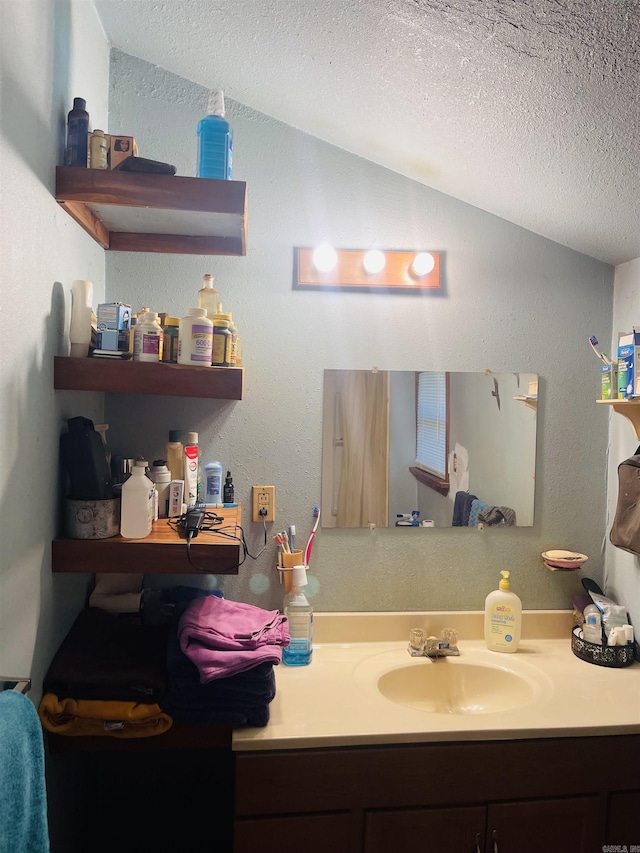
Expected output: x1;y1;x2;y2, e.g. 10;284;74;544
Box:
232;611;640;752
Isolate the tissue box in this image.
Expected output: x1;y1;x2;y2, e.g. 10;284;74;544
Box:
109;135;139;169
97;303;131;331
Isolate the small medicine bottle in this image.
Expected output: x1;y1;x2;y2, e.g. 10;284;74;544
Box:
161;316;180;363
133;310;163;362
211;312;232;366
89;130;109;169
178;308;213;366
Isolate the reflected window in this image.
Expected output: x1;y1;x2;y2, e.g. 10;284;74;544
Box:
410;372;450;495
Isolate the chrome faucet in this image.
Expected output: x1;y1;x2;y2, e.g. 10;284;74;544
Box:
408;628;460;658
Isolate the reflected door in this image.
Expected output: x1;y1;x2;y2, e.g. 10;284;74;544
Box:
321;370;389;528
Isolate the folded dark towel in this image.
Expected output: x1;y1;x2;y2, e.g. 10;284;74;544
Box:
44;608;169;702
160;698;271;727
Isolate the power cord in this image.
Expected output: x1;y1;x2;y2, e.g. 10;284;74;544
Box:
168;507;268;572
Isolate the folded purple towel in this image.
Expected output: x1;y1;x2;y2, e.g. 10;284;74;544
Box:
180;643;283;683
178;596;290;682
178;596;289;652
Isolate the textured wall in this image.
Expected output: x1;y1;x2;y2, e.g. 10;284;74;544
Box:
106;51;613;614
0;0;109;702
607;258;640;635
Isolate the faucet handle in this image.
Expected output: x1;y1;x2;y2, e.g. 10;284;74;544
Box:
441;628;459;647
409;628;426;651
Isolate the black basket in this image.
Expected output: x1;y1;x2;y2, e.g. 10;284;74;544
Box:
571;626;636;668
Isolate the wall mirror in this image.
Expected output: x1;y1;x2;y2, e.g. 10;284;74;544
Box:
321;370;538;529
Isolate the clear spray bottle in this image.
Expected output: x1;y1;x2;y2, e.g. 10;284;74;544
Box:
282;565;313;666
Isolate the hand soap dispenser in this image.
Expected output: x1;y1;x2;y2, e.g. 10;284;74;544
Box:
484;570;522;653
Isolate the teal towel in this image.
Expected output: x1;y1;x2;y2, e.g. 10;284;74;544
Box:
0;691;50;853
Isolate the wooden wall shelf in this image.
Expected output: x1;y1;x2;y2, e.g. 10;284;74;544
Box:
54;356;243;400
596;399;640;439
55;167;247;256
52;507;243;575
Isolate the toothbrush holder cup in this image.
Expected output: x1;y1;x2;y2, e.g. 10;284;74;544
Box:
278;550;304;594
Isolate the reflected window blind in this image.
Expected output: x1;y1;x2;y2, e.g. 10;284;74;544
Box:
415;372;447;478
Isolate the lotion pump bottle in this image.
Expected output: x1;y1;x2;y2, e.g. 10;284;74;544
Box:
484;570;522;653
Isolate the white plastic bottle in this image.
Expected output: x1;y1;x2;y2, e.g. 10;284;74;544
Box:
204;460;223;503
69;279;93;356
149;460;172;518
120;465;154;539
133;310;163;362
484;570;522;653
197;273;220;319
282;565;313;666
183;431;199;506
178;308;213;366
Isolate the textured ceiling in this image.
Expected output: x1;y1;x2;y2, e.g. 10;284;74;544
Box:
94;0;640;265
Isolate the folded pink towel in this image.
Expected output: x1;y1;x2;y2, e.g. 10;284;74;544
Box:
178;596;290;683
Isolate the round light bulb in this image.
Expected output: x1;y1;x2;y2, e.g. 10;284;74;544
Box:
411;252;435;277
363;250;386;275
312;244;338;273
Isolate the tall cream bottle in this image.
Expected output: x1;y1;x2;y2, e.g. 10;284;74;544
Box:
484;570;522;653
166;430;183;482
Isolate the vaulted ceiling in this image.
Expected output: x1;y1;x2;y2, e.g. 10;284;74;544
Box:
94;0;640;265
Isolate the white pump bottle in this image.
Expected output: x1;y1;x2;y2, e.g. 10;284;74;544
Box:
484;570;522;653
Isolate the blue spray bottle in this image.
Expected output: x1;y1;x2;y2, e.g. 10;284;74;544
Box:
197;89;233;180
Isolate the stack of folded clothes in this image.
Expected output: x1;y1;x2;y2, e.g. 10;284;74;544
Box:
38;608;172;738
163;594;289;727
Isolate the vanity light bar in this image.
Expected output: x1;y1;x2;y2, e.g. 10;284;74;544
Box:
294;247;441;291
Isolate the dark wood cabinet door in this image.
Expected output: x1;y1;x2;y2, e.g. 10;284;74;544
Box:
235;813;353;853
606;790;640;844
364;805;486;853
486;796;603;853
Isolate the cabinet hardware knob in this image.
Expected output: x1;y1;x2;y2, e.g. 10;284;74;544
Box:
475;832;482;852
492;828;499;853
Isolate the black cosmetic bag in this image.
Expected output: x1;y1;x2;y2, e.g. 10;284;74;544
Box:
610;445;640;556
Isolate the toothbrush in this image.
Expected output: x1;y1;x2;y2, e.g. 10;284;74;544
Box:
588;335;613;366
304;506;321;567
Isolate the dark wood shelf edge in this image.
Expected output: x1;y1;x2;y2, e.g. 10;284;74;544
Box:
54;356;244;400
52;537;241;574
55;167;248;256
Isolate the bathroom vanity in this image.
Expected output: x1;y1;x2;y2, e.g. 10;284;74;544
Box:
232;612;640;853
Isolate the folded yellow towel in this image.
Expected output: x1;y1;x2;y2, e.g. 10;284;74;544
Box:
38;694;172;738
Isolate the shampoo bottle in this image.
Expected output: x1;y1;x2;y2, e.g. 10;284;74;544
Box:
484;570;522;653
65;97;90;167
282;565;313;666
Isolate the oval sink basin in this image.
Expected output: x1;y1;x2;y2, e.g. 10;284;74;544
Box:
377;662;536;715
